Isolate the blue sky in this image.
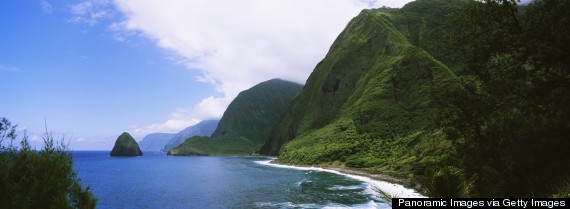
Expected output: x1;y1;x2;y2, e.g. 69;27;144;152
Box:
1;0;218;149
1;0;411;150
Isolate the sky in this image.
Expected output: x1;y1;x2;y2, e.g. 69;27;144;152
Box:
0;0;415;150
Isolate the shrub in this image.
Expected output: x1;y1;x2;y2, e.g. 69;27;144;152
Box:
0;117;97;209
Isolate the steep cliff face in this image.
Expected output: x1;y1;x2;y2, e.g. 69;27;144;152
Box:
168;79;302;156
260;7;457;175
211;79;303;144
110;132;143;157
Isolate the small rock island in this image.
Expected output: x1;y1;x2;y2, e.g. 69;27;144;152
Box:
110;132;143;157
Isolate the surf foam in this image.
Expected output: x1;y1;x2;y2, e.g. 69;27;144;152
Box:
255;160;426;198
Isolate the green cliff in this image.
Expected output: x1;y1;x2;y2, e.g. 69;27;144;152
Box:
262;0;570;197
260;6;456;174
110;132;143;156
168;79;302;156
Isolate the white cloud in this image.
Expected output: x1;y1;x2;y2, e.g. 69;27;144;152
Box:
40;0;54;14
68;0;113;26
128;96;229;139
0;64;20;72
373;0;414;8
29;134;42;142
112;0;380;95
109;0;413;136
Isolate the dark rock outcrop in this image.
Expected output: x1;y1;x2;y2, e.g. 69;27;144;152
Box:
110;132;143;156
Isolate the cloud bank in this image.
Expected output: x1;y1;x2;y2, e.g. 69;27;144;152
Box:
112;0;383;93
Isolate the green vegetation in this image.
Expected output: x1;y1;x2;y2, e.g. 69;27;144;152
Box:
435;0;570;197
261;0;570;197
110;132;143;156
0;117;97;209
169;79;302;156
167;135;258;156
260;4;457;184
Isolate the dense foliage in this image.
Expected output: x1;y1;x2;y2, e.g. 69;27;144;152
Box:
0;118;97;208
169;79;302;156
167;135;259;156
436;0;570;197
110;132;143;156
261;0;569;197
260;4;457;185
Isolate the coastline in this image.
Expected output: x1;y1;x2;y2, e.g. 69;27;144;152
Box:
255;159;426;199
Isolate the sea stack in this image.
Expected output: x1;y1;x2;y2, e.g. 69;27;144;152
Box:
110;132;143;156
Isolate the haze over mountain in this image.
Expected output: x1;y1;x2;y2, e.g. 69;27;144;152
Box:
138;133;175;152
137;120;219;152
168;79;302;156
163;120;219;152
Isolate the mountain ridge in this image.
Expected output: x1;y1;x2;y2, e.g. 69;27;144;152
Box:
163;120;219;152
261;8;456;158
261;0;570;197
168;79;303;156
138;133;175;152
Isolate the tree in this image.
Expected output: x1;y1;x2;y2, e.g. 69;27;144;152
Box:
0;117;97;209
439;0;570;197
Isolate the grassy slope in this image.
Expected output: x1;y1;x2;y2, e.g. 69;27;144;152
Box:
260;3;460;183
168;79;303;156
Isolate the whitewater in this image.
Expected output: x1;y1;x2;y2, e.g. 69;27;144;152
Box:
255;159;426;199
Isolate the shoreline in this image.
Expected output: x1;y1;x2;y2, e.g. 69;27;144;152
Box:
255;159;427;199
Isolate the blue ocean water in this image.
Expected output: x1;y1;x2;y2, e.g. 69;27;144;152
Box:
72;151;391;209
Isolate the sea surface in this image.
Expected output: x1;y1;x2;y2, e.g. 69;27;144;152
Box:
72;151;391;209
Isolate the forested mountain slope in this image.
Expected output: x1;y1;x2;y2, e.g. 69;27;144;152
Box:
168;79;302;156
262;0;570;197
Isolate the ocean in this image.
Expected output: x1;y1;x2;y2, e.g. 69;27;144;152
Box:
72;151;391;209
